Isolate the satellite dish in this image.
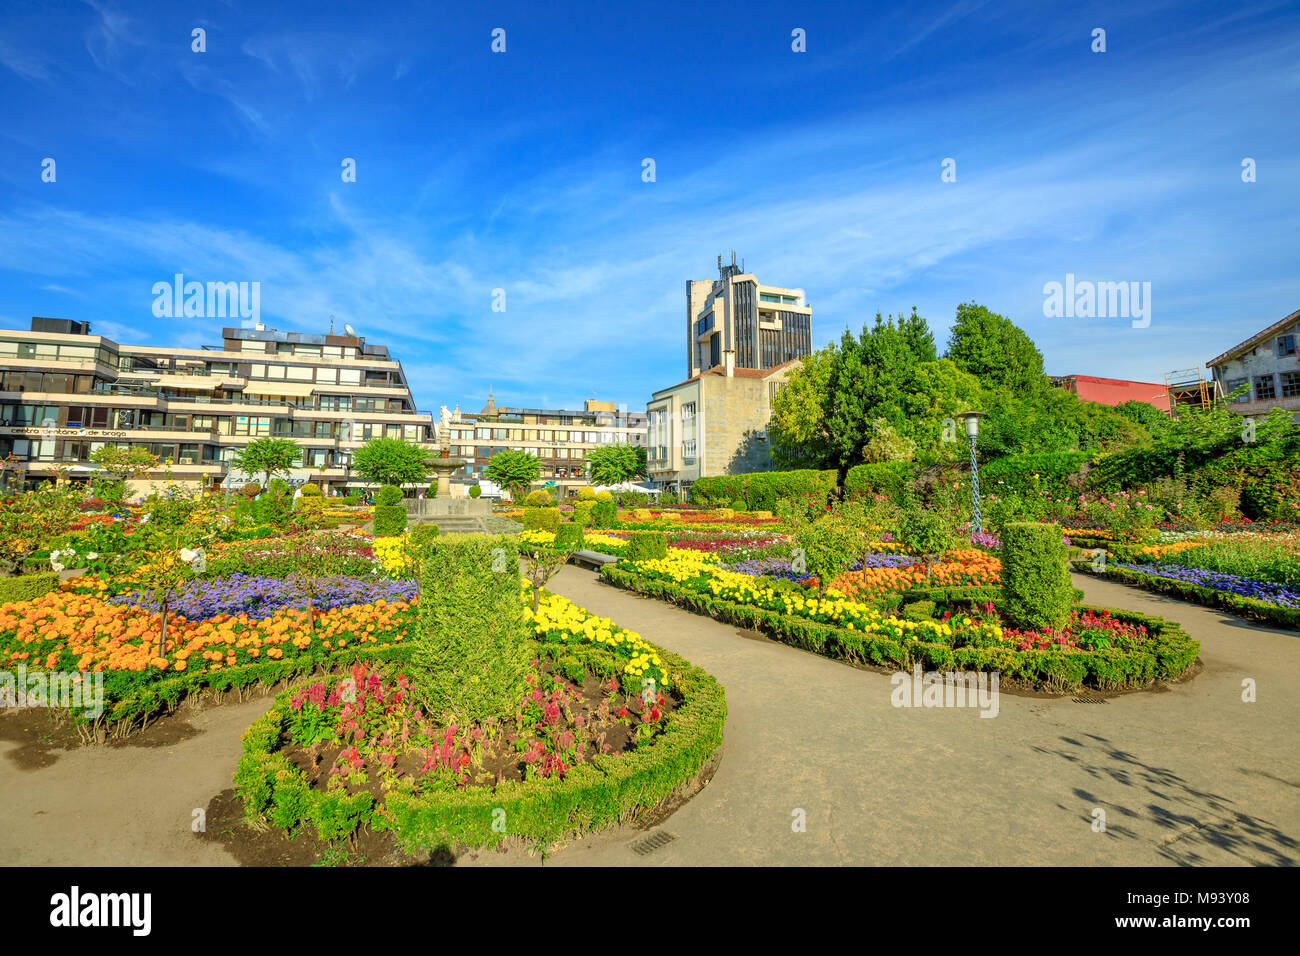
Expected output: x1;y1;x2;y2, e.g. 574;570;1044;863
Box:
344;324;356;336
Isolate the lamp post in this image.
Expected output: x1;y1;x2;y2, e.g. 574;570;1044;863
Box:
956;412;986;538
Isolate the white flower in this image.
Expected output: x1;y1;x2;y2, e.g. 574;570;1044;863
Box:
86;552;99;560
50;562;65;572
179;548;197;563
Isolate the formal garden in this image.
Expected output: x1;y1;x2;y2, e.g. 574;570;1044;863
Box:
4;308;1300;864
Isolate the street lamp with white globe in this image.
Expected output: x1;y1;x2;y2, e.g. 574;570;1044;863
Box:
955;411;986;538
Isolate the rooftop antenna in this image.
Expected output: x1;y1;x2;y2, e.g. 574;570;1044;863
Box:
329;314;335;334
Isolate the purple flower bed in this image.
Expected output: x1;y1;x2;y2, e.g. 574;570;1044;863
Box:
724;552;916;582
1116;563;1300;608
113;573;419;619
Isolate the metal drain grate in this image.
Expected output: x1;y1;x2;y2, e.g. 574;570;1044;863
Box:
1072;697;1108;703
629;831;677;856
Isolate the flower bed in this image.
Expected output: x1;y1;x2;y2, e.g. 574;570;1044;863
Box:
1074;560;1300;630
110;573;418;620
602;559;1199;692
234;589;726;855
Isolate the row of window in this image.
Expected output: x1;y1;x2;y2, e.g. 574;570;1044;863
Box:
451;445;588;461
1225;371;1300;402
0;437;350;469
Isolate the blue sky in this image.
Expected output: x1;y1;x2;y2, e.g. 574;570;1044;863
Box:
1;0;1297;415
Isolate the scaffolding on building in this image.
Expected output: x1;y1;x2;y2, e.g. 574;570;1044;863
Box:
1165;368;1220;417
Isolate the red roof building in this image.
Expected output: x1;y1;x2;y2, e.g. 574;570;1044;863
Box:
1050;374;1171;414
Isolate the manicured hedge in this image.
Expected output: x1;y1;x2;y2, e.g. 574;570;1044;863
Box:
234;633;726;855
1072;560;1300;631
626;531;667;562
1001;521;1074;631
844;461;914;500
602;565;1199;693
690;469;836;510
553;523;584;550
0;572;60;604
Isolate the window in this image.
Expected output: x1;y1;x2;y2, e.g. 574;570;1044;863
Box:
1282;372;1300;398
1279;335;1297;357
1254;375;1277;401
1225;378;1248;402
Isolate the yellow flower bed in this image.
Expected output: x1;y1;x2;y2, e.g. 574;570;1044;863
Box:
525;585;670;688
627;551;1004;647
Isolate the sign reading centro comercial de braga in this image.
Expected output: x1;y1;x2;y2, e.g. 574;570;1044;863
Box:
0;426;129;439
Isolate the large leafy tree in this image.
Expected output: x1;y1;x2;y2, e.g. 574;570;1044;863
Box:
899;359;985;464
351;437;430;490
483;449;541;499
944;302;1045;394
585;443;647;486
232;437;302;488
769;346;836;469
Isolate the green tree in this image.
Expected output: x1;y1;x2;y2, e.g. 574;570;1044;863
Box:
483;449;541;499
586;443;647;485
88;445;160;483
769;345;836;469
900;359;985;464
350;437;430;490
232;437;302;489
944;302;1045;394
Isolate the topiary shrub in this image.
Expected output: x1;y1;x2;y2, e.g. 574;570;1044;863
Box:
409;523;441;545
1001;521;1075;631
594;490;614;504
553;522;584;551
410;535;531;725
377;485;404;506
299;483;322;497
524;489;554;508
572;500;595;526
522;507;560;532
468;485;482;498
240;482;262;498
576;486;596;501
625;531;668;562
591;500;617;528
373;503;408;536
267;478;290;498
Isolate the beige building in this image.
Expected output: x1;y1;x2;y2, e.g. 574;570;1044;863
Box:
648;256;812;496
647;351;798;496
687;252;812;379
0;317;433;494
439;394;647;498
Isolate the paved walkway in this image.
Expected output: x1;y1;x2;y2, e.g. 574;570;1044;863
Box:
521;568;1300;866
3;569;1296;866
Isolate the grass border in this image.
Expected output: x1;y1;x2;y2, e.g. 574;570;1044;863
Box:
601;564;1199;693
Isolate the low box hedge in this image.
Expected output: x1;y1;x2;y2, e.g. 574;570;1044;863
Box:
234;631;726;855
602;565;1199;693
0;571;60;604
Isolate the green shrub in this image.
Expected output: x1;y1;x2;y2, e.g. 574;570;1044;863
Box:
845;461;914;500
409;523;441;545
0;572;59;603
576;486;596;501
373;504;408;536
900;599;935;622
240;482;261;498
1001;521;1075;631
468;485;482;498
377;485;404;506
626;531;668;562
554;522;584;551
591;500;617;527
525;489;554;508
410;535;531;725
267;478;290;498
522;507;560;532
981;452;1090;494
572;500;596;526
594;490;615;503
616;491;649;508
299;483;322;497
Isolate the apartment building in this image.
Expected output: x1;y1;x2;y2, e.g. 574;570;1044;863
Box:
647;351;799;496
439;393;647;497
687;252;812;379
1206;306;1300;416
0;317;433;493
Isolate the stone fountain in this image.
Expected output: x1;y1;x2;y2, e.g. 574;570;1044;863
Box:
425;445;467;499
406;446;489;531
